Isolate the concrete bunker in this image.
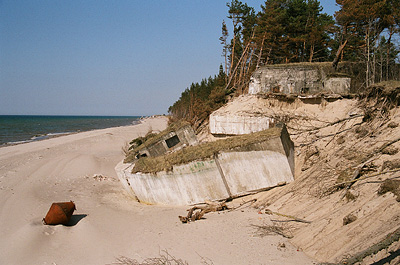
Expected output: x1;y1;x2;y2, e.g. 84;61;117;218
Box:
126;121;198;160
248;63;351;95
117;125;294;205
165;134;180;148
210;63;352;136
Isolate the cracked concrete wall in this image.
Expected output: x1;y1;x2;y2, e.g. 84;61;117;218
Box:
116;149;293;205
116;131;294;206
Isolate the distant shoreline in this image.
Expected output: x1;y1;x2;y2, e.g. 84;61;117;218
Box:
0;115;147;148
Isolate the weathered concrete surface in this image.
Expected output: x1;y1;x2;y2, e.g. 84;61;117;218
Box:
117;159;230;205
323;77;351;94
116;127;294;205
248;64;351;95
219;150;292;195
209;95;279;135
137;124;197;158
209;112;275;135
117;151;293;205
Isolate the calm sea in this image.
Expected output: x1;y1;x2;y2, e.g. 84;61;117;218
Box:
0;115;141;146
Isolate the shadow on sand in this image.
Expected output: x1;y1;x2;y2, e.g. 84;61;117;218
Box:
64;214;87;226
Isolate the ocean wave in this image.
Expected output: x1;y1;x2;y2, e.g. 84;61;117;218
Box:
5;140;32;145
31;132;73;141
3;132;74;146
46;132;73;137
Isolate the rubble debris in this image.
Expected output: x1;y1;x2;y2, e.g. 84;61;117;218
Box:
43;201;76;225
343;213;357;225
381;146;399;155
382;159;400;171
378;179;400;202
93;174;108;181
336;136;345;145
344;190;359;202
278;242;286;248
387;121;399;128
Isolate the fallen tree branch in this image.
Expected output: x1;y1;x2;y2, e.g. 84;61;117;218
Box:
341;226;400;265
179;201;228;223
264;209;312;224
319;226;400;265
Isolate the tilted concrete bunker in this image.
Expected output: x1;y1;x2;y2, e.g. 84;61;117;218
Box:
116;126;294;205
127;122;198;160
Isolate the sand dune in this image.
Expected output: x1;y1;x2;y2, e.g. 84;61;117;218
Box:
0;116;315;265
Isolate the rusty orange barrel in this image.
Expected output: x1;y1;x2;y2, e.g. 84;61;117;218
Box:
43;201;76;225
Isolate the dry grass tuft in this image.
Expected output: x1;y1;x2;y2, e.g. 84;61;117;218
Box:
111;251;189;265
251;223;294;239
110;250;214;265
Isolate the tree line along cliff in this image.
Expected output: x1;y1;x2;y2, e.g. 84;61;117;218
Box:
168;0;400;128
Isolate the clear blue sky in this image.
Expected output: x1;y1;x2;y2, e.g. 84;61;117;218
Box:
0;1;339;116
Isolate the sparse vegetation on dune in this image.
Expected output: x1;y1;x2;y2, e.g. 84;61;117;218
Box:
248;81;400;263
129;127;282;174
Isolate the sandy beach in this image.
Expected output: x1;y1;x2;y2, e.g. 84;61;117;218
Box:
0;116;315;265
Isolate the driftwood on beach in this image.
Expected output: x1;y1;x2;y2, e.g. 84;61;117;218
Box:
179;201;228;223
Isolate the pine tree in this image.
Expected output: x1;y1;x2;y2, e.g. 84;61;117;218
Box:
335;0;399;85
220;20;229;80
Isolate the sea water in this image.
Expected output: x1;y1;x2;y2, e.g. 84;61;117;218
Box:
0;115;141;146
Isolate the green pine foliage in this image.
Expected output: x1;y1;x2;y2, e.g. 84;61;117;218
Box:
168;66;228;128
168;0;400;126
